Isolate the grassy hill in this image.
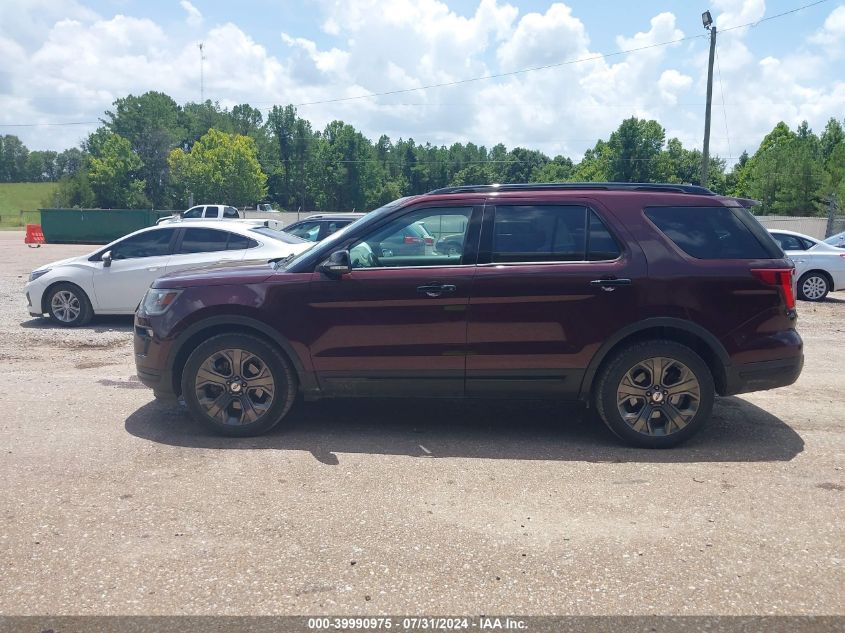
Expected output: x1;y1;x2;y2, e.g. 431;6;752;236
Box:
0;182;58;228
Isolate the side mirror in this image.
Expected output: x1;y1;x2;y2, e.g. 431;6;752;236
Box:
317;250;351;279
102;250;113;268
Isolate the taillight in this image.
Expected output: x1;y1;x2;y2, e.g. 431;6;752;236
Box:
404;236;420;245
752;268;795;311
424;237;434;246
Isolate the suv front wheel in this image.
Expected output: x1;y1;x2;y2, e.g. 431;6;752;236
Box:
181;333;297;436
594;340;715;448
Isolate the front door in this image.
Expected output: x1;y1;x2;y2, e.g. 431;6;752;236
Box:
466;201;646;398
306;205;481;397
92;227;177;312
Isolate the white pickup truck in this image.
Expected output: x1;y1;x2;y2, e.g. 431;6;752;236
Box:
156;204;241;225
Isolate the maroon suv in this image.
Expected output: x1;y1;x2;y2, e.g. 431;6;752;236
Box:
134;183;803;448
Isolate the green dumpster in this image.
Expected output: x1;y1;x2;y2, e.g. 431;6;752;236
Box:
39;209;173;244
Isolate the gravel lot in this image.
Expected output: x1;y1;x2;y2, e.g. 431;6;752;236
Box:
0;230;843;616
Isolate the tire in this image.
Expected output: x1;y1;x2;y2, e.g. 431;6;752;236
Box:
594;340;715;449
46;283;93;327
181;333;297;437
797;271;829;302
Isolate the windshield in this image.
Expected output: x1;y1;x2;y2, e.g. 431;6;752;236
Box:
823;231;845;247
250;226;308;244
276;196;415;270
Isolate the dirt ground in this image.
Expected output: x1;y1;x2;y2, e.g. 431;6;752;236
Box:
0;230;842;616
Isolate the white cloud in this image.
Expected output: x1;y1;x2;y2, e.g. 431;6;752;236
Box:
809;4;845;57
658;69;693;105
180;0;203;28
496;3;589;71
0;0;843;166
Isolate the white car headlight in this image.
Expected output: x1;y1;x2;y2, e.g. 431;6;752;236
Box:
141;288;183;315
29;269;50;282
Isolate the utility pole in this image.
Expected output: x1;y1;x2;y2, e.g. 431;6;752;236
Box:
198;42;206;102
701;11;716;188
826;194;837;238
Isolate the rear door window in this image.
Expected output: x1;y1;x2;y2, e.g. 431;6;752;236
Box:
644;206;773;259
203;206;219;218
488;205;619;263
178;228;230;254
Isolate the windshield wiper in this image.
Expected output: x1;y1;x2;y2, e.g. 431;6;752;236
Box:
270;252;298;270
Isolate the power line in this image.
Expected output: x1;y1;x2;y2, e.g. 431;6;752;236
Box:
0;0;831;128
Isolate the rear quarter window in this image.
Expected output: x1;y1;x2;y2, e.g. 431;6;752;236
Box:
644;206;775;260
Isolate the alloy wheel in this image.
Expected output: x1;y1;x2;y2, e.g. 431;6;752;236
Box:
194;348;275;426
801;275;827;300
50;290;81;323
616;356;701;437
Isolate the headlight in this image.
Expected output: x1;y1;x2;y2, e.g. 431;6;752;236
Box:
29;269;50;282
141;288;183;315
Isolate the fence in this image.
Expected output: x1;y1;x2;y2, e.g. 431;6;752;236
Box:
751;215;845;240
0;210;40;228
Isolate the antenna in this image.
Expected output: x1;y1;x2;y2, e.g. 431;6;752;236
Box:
198;42;206;102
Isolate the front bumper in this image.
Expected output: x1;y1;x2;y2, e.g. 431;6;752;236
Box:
134;313;177;400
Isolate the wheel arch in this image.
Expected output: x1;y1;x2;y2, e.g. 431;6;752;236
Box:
40;279;92;314
798;268;833;288
579;318;730;401
167;315;316;398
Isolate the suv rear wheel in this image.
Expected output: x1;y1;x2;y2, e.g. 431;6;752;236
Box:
181;333;297;436
594;340;715;448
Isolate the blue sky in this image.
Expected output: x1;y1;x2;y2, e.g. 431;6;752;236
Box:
1;0;843;162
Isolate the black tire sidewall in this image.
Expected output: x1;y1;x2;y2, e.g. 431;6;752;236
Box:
797;272;829;302
595;341;715;448
46;283;92;327
181;333;296;437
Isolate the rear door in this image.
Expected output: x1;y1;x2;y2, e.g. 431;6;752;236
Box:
165;228;250;274
466;200;646;397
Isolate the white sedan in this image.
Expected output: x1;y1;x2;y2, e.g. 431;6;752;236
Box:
25;220;310;326
769;229;845;301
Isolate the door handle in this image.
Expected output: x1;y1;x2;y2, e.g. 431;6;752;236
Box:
417;283;457;297
147;267;160;272
590;278;632;292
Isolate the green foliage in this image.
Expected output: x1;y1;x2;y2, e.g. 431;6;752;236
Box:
168;128;267;207
0;182;59;226
87;133;147;208
5;91;845;216
104;92;184;207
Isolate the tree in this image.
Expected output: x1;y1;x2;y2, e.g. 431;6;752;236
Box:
168;128;267;207
0;135;29;182
605;117;666;183
88;133;148;208
104;92;184;206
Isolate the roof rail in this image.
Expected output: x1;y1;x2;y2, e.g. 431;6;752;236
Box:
427;182;716;195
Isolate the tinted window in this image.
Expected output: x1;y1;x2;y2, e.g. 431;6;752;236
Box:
202;206;218;218
771;233;807;251
224;206;239;218
645;207;770;259
178;228;230;254
227;233;258;250
588;211;622;260
492;205;587;263
183;206;204;219
111;229;174;259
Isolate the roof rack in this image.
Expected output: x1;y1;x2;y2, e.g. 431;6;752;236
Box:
427;182;716;195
